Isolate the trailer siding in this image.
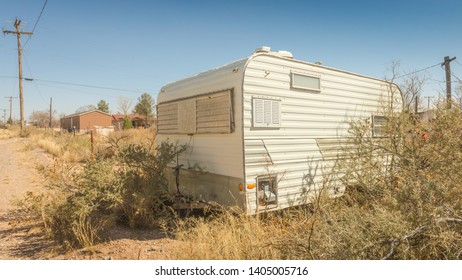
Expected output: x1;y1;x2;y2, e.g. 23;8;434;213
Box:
242;54;400;214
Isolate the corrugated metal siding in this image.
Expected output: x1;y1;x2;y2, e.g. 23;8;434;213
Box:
156;59;248;179
243;54;402;213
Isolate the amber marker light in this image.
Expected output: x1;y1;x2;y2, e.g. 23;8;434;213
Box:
238;183;244;191
247;183;256;189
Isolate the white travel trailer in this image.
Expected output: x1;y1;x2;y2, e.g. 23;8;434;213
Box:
156;46;402;214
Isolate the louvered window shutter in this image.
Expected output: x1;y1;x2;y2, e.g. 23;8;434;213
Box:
253;98;281;128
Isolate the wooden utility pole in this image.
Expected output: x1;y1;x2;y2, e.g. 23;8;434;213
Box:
442;56;456;109
1;109;7;125
49;97;52;128
4;96;17;124
3;18;33;130
425;96;433;109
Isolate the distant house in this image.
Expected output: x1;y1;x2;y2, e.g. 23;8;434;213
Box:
111;114;148;130
418;109;437;123
60;110;113;132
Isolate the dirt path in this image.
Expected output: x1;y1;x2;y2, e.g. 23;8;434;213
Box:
0;134;179;260
0;136;56;259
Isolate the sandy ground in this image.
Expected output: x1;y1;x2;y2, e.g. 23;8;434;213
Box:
0;134;179;260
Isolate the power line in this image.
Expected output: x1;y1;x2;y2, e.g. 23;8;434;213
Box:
23;0;48;48
395;62;441;79
0;75;150;94
29;78;149;94
454;59;462;67
452;73;462;84
22;52;48;106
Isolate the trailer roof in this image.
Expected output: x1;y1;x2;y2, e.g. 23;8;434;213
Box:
158;47;400;104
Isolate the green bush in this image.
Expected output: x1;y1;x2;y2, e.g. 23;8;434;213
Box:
25;138;186;250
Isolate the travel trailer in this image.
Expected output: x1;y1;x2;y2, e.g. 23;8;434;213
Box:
156;46;402;214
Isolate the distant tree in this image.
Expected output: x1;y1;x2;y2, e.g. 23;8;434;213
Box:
97;100;110;113
118;96;133;116
133;92;154;125
29;111;50;127
75;104;96;113
123;115;133;129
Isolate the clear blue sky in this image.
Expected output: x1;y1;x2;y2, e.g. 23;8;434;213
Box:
1;0;462;120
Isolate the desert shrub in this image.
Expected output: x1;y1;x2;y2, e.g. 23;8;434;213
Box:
22;135;186;250
116;141;186;228
41;159;122;248
312;104;462;259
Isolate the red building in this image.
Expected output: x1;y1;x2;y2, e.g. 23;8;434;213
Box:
60;110;113;132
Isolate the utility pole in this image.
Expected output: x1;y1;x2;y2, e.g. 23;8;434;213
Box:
4;96;17;124
442;56;456;109
49;97;52;128
425;96;433;110
3;18;33;130
1;109;7;125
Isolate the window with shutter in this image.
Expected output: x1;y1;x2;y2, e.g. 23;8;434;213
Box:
157;90;233;134
252;98;281;128
157;103;179;133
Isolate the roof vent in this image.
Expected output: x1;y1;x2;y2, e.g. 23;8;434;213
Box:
277;50;293;59
254;46;271;54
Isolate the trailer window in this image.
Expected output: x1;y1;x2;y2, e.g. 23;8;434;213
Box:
291;73;321;92
372;115;388;137
252;98;281;128
157;89;234;134
157;103;179;133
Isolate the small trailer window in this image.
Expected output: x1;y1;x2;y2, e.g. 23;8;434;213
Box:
372;115;388;137
252;98;281;128
291;73;321;92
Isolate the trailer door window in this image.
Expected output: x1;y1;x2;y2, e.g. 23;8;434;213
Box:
291;73;321;92
257;175;278;208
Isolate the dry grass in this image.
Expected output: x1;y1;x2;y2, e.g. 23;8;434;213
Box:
0;126;20;139
171;207;314;259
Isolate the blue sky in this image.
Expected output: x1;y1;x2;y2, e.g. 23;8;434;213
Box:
1;0;462;120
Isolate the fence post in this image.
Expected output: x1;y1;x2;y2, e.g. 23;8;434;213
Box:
91;130;94;153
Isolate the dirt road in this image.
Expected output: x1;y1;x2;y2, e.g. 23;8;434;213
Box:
0;134;178;260
0;136;55;259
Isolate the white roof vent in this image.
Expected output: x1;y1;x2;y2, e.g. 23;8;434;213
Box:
254;46;271;54
277;50;293;59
